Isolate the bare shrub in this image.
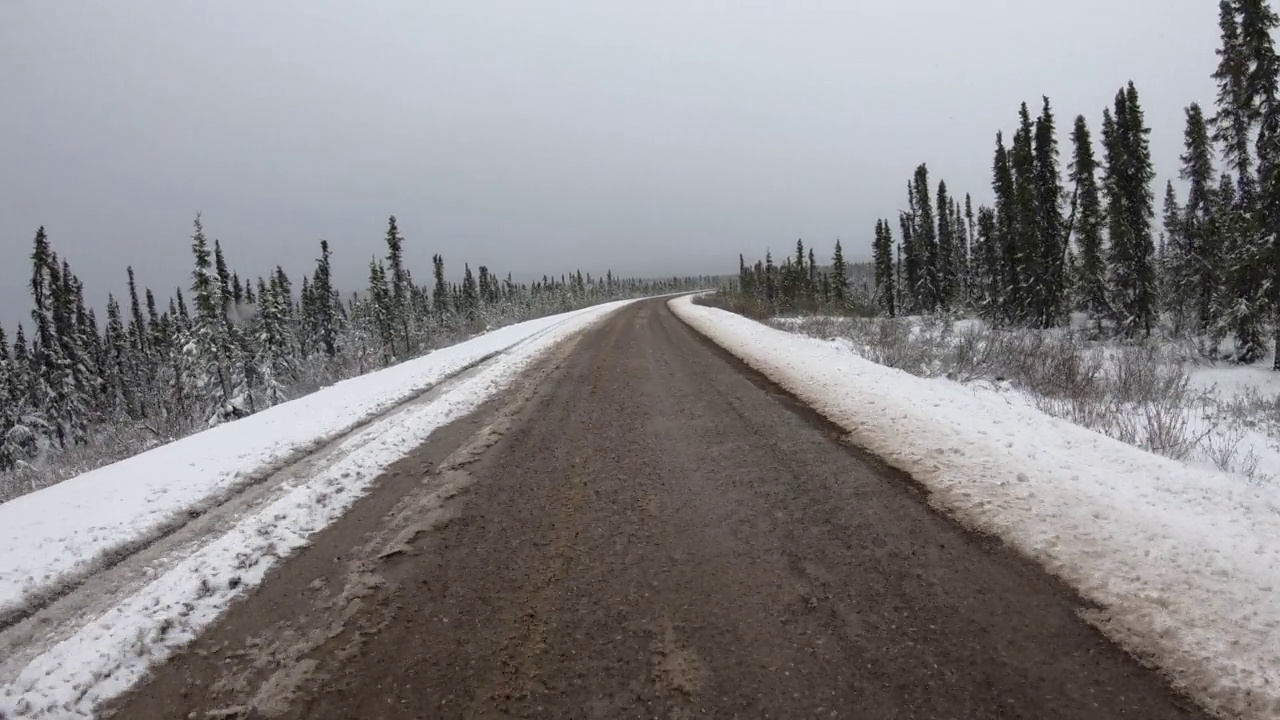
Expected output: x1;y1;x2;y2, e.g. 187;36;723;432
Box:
693;292;774;320
1223;387;1280;437
1139;399;1204;460
864;319;937;375
945;323;1017;382
1016;334;1106;402
1205;422;1249;473
780;314;1228;470
771;315;849;340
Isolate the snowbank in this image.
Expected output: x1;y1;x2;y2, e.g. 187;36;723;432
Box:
670;295;1280;720
0;302;626;626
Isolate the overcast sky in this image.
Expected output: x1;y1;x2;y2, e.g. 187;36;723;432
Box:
0;0;1220;328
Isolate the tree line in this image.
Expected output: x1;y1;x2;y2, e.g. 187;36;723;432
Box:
873;1;1280;359
733;238;879;316
731;1;1280;368
0;214;708;497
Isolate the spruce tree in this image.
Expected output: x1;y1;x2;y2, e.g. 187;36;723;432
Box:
1162;180;1192;333
1010;103;1039;324
384;216;409;354
764;250;777;304
254;279;294;407
273;267;292;318
1179;103;1220;339
1239;0;1280;366
28;227;56;383
368;259;395;364
175;287;190;325
28;228;77;447
1033;97;1066;327
872;220;896;316
1070;114;1108;336
899;209;918;313
910;165;939;310
991;133;1018;324
936;180;955;308
0;323;35;471
783;239;805;308
66;271;98;423
1210;0;1275;360
1215;0;1256;199
144;289;162;350
964;194;976;300
103;295;134;418
952;198;969;307
831;239;849;306
312;240;338;357
894;240;906;313
0;325;15;470
213;239;232;313
1104;83;1158;338
189;216;243;425
461;263;479;321
12;325;35;410
478;265;494;307
126;266;148;355
431;254;450;320
975;207;1000;315
807;247;818;304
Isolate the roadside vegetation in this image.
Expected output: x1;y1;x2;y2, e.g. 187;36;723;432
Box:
700;0;1280;484
0;216;711;502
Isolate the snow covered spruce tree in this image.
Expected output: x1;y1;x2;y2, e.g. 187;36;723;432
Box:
1243;0;1280;368
0;325;36;473
383;216;411;357
186;216;248;426
1101;83;1158;338
1209;0;1275;361
29;227;90;448
308;240;340;358
254;277;296;407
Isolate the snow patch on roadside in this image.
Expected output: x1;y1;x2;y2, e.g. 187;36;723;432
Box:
671;295;1280;720
0;300;631;718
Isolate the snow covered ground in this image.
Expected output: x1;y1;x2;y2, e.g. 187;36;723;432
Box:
0;299;632;718
672;295;1280;720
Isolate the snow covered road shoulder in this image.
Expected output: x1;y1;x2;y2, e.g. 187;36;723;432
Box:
670;295;1280;720
0;299;633;718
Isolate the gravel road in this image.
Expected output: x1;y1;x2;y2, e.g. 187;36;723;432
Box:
106;298;1206;719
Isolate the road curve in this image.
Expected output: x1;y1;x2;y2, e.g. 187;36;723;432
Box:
106;298;1206;719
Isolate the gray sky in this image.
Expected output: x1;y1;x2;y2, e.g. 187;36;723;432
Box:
0;0;1219;328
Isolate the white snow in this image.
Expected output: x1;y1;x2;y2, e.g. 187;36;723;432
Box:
1191;355;1280;398
0;299;632;718
671;295;1280;720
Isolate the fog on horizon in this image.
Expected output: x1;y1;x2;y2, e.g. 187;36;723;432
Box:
0;0;1219;328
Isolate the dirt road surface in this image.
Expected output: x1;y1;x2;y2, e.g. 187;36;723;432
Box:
106;299;1207;719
